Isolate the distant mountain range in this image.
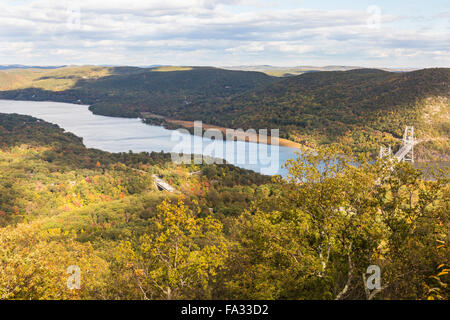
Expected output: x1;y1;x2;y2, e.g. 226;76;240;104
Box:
1;64;419;74
0;65;66;70
223;65;419;76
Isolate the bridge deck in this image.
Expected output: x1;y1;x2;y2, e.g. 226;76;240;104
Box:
152;175;175;192
394;143;413;161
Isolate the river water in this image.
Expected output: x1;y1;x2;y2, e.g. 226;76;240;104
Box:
0;100;300;176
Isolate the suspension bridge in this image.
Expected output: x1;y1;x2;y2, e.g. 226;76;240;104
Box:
379;126;417;163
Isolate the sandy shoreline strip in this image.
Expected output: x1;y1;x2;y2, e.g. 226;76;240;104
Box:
166;119;303;149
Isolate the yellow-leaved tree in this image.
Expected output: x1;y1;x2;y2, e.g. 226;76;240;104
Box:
112;198;228;299
0;222;109;300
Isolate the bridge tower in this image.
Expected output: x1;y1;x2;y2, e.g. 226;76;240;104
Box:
401;126;415;163
379;145;392;159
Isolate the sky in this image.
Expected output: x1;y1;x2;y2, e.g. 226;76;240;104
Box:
0;0;449;68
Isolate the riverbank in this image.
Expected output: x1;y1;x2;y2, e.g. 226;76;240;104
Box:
140;112;304;149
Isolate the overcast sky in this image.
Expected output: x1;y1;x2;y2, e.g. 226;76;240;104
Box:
1;0;449;68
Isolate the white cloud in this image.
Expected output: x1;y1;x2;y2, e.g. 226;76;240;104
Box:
0;0;448;67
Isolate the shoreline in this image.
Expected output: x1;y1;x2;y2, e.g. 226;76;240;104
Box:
141;113;304;149
168;119;304;149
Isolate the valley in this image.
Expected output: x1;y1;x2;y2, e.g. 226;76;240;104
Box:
0;65;448;301
0;66;448;160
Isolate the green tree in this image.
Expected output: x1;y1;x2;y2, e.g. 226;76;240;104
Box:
223;145;449;300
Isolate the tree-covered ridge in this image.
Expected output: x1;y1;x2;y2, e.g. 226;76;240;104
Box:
195;68;449;157
0;114;448;300
0;113;83;147
0;66;279;118
229;68;448;129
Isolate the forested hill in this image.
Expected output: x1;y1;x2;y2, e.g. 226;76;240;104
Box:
210;68;450;157
223;68;449;130
0;66;279;117
0;66;448;158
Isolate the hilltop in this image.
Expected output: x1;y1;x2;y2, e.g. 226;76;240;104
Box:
222;65;418;77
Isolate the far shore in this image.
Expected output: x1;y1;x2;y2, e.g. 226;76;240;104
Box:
141;112;304;149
